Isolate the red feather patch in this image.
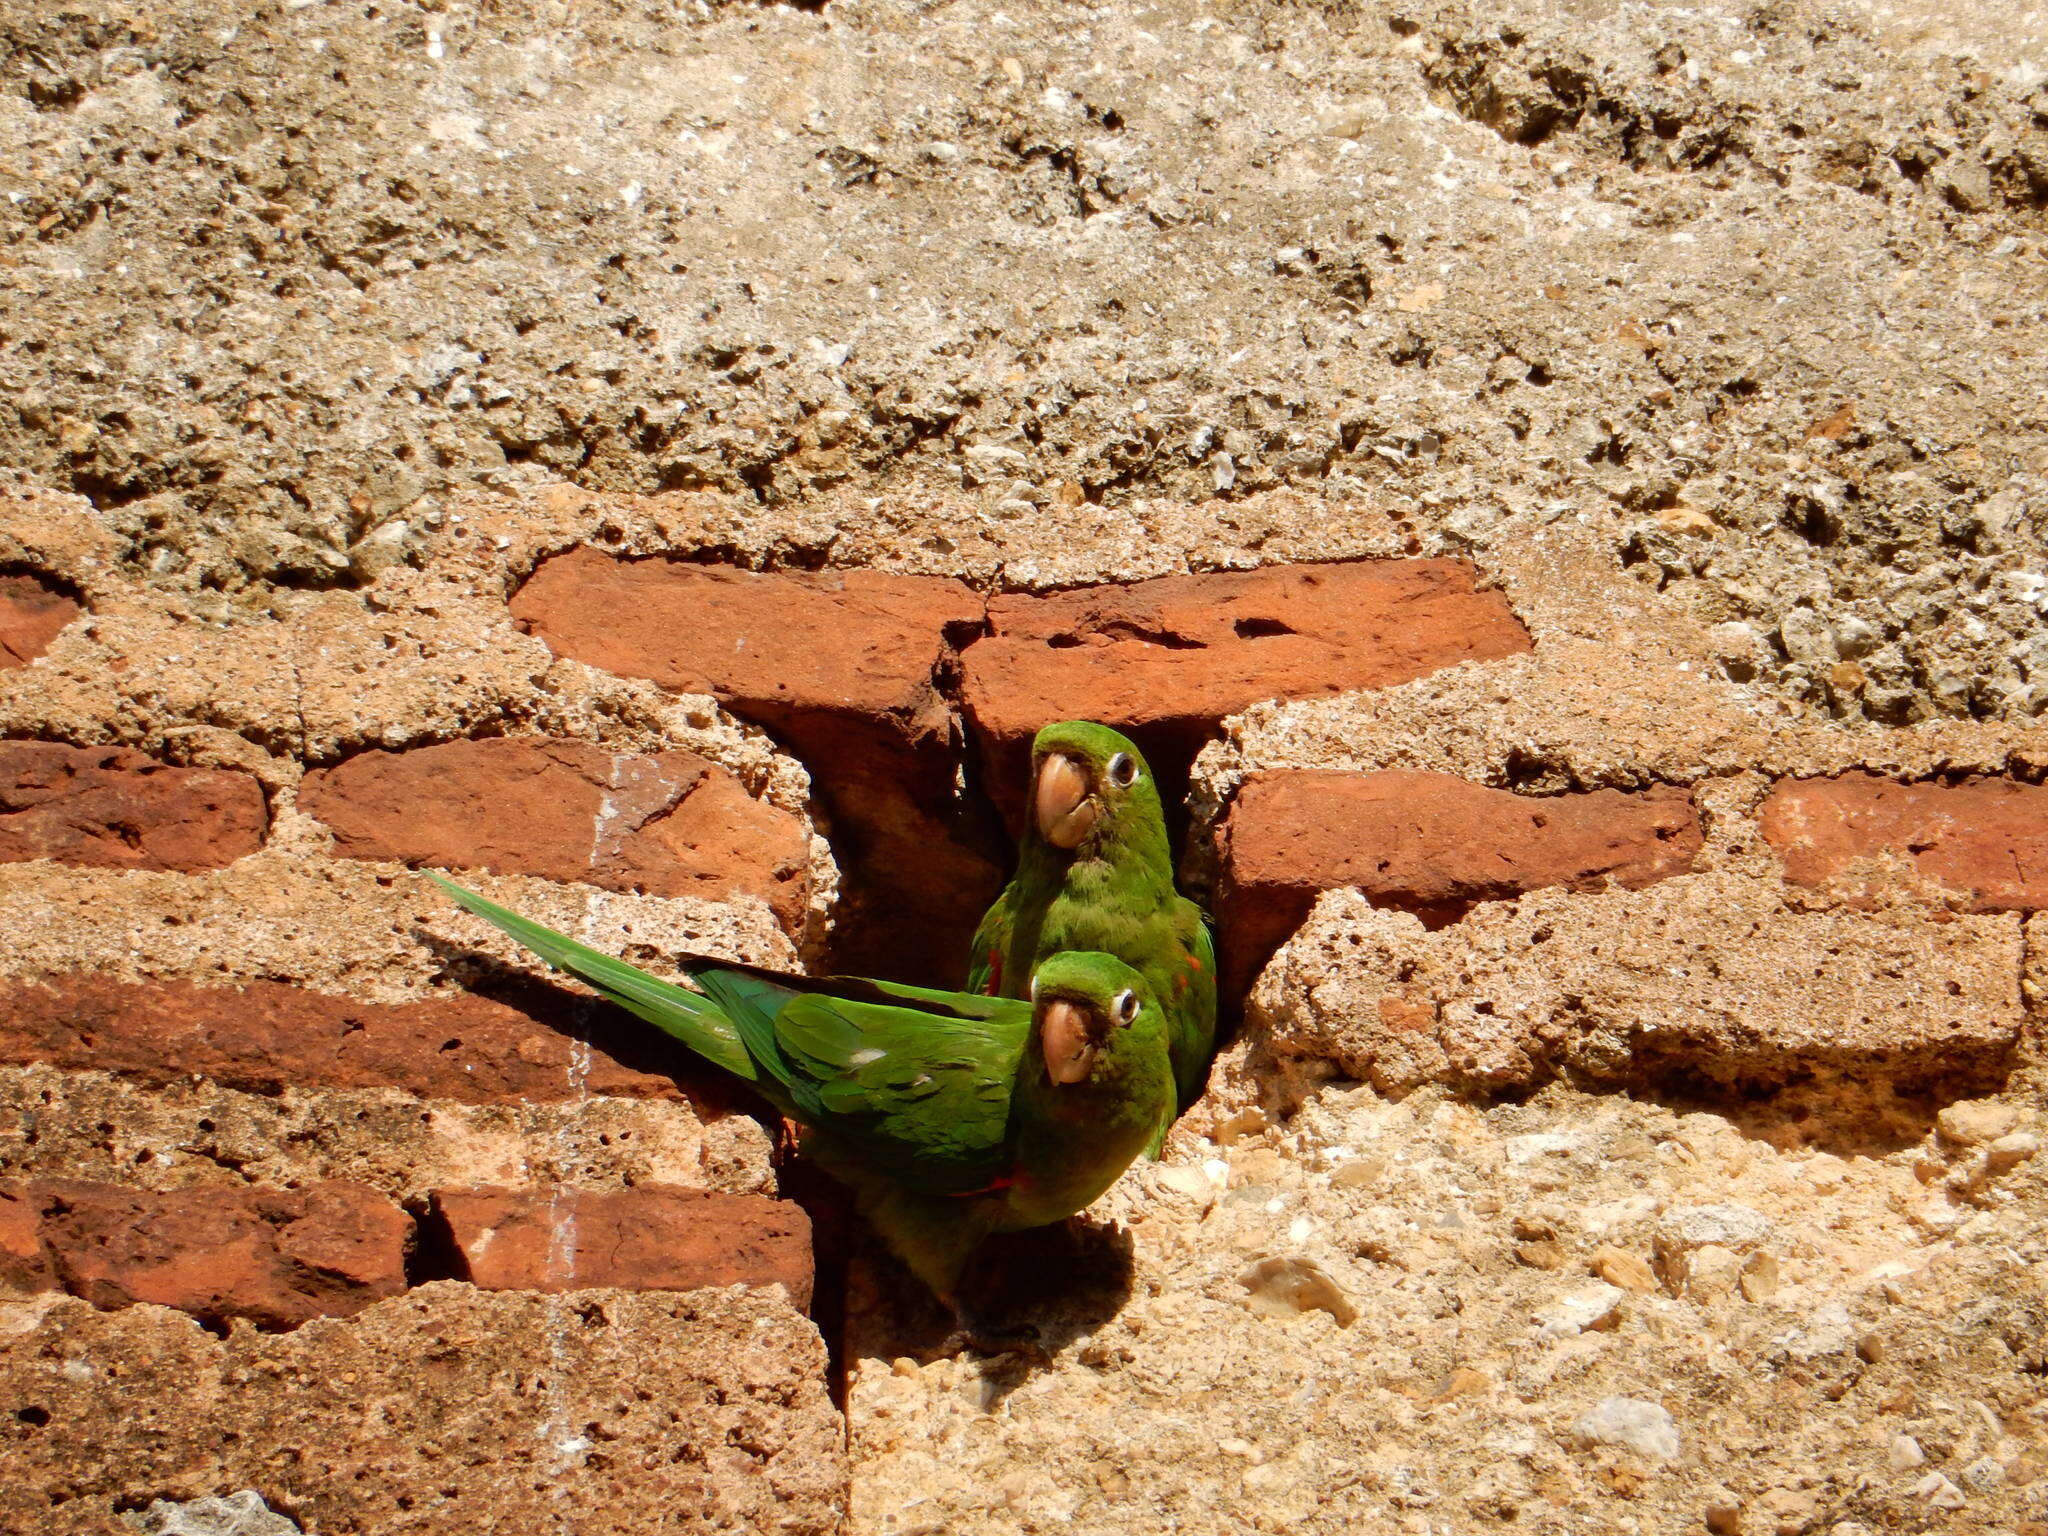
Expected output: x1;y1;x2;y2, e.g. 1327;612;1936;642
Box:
947;1173;1015;1199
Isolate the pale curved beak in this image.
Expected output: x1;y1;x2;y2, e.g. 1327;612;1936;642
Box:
1040;999;1100;1085
1034;752;1098;848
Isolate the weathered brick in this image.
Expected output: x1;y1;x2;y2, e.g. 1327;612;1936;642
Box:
511;551;1002;981
300;735;810;931
1762;773;2048;910
431;1185;813;1308
0;973;732;1107
0;1178;411;1328
960;560;1533;826
0;1183;54;1293
1256;876;2022;1104
513;549;982;718
0;573;80;668
0;742;267;872
1216;769;1701;995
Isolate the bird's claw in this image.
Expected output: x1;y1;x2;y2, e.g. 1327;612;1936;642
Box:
939;1316;1049;1364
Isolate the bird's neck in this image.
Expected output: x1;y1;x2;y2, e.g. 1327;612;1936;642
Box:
1016;824;1174;901
1006;1057;1163;1224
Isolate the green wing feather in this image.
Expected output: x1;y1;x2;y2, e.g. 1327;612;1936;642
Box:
1135;898;1213;1159
430;873;1027;1197
696;967;1027;1197
425;872;756;1081
1174;897;1219;1112
963;883;1015;996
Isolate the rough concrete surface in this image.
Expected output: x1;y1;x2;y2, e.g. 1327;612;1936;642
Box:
0;1285;843;1535
4;0;2046;723
2;0;2047;1531
849;1085;2047;1536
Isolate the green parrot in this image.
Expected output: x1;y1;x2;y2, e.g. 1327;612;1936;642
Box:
967;721;1217;1135
425;873;1174;1348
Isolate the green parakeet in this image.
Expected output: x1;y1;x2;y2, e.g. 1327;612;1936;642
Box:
426;873;1175;1345
967;721;1217;1131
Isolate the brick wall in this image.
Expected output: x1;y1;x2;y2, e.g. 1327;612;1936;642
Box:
4;476;2045;1533
1;485;853;1533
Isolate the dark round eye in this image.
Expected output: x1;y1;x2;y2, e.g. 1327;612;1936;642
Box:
1107;753;1138;788
1115;988;1140;1025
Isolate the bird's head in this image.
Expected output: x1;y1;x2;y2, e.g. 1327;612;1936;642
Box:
1029;951;1161;1088
1028;720;1165;857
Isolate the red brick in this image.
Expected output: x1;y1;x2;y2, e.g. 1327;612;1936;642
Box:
0;1179;411;1328
513;549;983;717
959;560;1533;827
0;973;739;1107
511;551;1003;981
0;742;267;872
0;1184;55;1293
1215;769;1702;996
0;573;81;669
1761;773;2048;910
300;736;809;932
431;1185;812;1308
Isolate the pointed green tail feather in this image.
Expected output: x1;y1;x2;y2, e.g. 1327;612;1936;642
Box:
424;872;757;1081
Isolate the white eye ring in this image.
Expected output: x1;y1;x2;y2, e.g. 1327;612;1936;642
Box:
1107;752;1138;787
1029;975;1039;1001
1114;988;1139;1024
